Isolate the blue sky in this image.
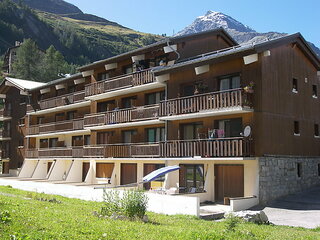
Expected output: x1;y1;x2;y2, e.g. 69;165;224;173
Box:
65;0;319;47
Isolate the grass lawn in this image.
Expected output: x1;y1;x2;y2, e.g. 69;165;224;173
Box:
0;186;319;240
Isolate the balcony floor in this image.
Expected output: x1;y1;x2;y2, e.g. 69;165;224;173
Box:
159;106;253;121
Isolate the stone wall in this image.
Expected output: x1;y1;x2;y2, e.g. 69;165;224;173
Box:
259;156;320;204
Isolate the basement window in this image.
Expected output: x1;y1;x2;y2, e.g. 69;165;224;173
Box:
312;85;318;98
292;78;298;93
315;124;319;138
294;121;300;136
297;163;302;178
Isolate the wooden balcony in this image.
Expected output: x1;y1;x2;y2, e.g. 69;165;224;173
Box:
85;69;156;97
84;105;159;127
160;137;252;158
27;91;86;112
159;89;252;118
83;143;160;158
27;119;84;135
26;147;84;158
25;138;252;159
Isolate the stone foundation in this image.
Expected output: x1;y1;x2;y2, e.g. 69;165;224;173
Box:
259;156;320;204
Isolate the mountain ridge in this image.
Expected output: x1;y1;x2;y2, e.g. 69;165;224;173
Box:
177;11;320;56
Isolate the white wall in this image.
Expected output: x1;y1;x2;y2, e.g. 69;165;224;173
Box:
49;160;72;181
19;160;38;178
32;160;48;179
230;196;259;211
66;160;83;182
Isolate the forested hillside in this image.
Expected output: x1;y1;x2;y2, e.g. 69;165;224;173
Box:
0;0;162;65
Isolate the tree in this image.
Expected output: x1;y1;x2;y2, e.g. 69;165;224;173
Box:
12;39;43;81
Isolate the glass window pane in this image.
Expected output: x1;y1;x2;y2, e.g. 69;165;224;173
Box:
220;78;229;91
231;76;241;89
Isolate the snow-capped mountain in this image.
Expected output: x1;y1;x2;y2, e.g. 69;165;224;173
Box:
177;11;320;56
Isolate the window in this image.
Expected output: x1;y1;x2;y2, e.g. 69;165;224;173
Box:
97;100;115;112
145;91;165;105
318;164;320;177
84;135;91;146
68;85;76;93
123;65;133;74
181;122;203;140
18;138;24;147
292;78;298;93
122;130;137;143
37;117;44;124
297;163;302;178
122;96;136;108
97;72;109;81
215;118;243;138
315;124;319;137
55;113;65;122
67;111;76;120
219;75;241;91
49;138;58;148
97;131;113;145
179;164;205;193
20;97;27;104
146;127;165;143
40;139;48;148
312;85;318;98
294;121;300;135
72;136;83;146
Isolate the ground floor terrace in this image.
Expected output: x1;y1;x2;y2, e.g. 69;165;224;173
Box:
18;157;259;204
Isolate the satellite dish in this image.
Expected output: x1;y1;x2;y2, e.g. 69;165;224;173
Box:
243;126;251;137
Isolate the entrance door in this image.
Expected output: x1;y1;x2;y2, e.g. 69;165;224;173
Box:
121;163;137;185
82;162;90;182
47;162;53;173
214;165;244;202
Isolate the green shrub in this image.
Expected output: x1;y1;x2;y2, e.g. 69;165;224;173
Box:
224;213;243;232
121;190;148;219
101;190;122;217
0;210;12;224
101;189;148;220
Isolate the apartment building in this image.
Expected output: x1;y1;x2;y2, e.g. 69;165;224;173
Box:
0;77;45;175
16;29;320;204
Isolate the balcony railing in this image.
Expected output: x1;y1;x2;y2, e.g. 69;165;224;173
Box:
159;89;252;117
27;119;84;135
85;69;156;97
26;147;84;158
160;137;252;157
25;138;252;159
0;108;11;118
84;105;159;127
27;91;86;112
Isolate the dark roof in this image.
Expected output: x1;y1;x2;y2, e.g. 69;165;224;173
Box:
153;33;320;75
77;28;237;71
29;73;83;92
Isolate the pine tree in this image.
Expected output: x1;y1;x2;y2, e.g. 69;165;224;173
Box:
12;39;43;81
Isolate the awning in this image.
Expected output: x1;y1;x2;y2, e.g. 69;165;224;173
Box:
142;165;180;183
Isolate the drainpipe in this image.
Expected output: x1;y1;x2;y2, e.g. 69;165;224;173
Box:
166;39;180;62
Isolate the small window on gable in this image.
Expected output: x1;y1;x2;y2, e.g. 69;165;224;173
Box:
294;121;300;135
312;85;318;98
292;78;298;93
315;124;319;137
297;163;302;178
